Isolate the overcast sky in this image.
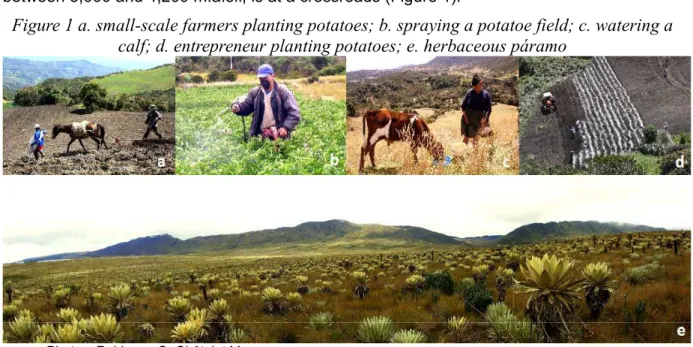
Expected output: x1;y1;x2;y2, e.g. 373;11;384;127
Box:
347;55;438;71
2;176;689;263
7;56;173;71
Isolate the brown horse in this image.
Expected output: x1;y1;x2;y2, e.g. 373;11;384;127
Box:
52;121;108;153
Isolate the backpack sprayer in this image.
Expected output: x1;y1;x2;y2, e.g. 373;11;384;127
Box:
217;95;249;143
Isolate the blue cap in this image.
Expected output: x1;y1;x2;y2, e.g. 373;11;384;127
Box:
257;64;274;78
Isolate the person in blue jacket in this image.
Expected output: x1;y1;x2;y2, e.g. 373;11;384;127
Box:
29;124;47;160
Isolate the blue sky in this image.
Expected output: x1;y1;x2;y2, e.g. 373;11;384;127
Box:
8;56;173;71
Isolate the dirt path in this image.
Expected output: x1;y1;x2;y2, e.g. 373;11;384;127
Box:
346;104;519;175
3;105;175;174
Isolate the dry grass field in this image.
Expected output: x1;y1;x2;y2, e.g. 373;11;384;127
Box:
347;104;519;175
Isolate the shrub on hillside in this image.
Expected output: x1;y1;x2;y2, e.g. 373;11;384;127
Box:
589;155;645;175
427;74;459;90
520;160;584;175
318;63;346;76
209;70;237;82
643;126;658;144
307;75;320;84
13;87;40;106
347;100;357;118
461;283;493;313
660;149;690;175
37;86;61;105
80;82;108;113
311;57;331;70
424;271;455;295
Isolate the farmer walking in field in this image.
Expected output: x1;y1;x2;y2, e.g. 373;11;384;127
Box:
460;74;492;148
143;104;163;140
29;124;47;161
231;64;301;141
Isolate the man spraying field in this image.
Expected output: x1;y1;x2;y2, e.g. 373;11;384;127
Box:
231;64;301;141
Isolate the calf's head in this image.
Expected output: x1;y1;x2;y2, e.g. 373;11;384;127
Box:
427;140;445;161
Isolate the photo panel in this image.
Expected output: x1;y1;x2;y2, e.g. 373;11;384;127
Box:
174;56;346;175
346;56;520;175
2;177;690;343
519;56;691;175
2;56;176;175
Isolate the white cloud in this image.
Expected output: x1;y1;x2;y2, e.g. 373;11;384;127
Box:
1;176;689;263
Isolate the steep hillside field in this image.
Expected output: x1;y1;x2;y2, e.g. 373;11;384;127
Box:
520;57;690;174
93;65;176;95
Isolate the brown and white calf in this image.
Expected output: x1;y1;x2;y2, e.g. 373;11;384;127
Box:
359;109;444;172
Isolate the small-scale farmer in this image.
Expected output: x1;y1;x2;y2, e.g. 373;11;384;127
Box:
143;104;163;140
460;74;492;148
231;64;301;140
29;124;47;160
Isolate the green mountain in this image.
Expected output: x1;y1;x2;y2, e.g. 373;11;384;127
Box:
3;58;121;99
21;220;465;262
497;221;666;245
19;220;667;263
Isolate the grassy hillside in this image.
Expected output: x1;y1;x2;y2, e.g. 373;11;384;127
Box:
23;221;465;262
347;70;518;117
10;65;176;112
93;65;175;95
498;221;666;245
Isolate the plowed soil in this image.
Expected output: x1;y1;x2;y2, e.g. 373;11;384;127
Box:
3;105;175;175
520;78;583;167
607;57;691;133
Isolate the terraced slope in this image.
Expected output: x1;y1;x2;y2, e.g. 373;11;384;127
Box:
571;56;645;167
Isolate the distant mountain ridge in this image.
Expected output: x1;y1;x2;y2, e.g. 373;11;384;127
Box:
497;221;667;245
458;235;504;247
348;56;517;83
21;220;465;262
18;220;668;263
21;252;89;263
3;58;122;98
